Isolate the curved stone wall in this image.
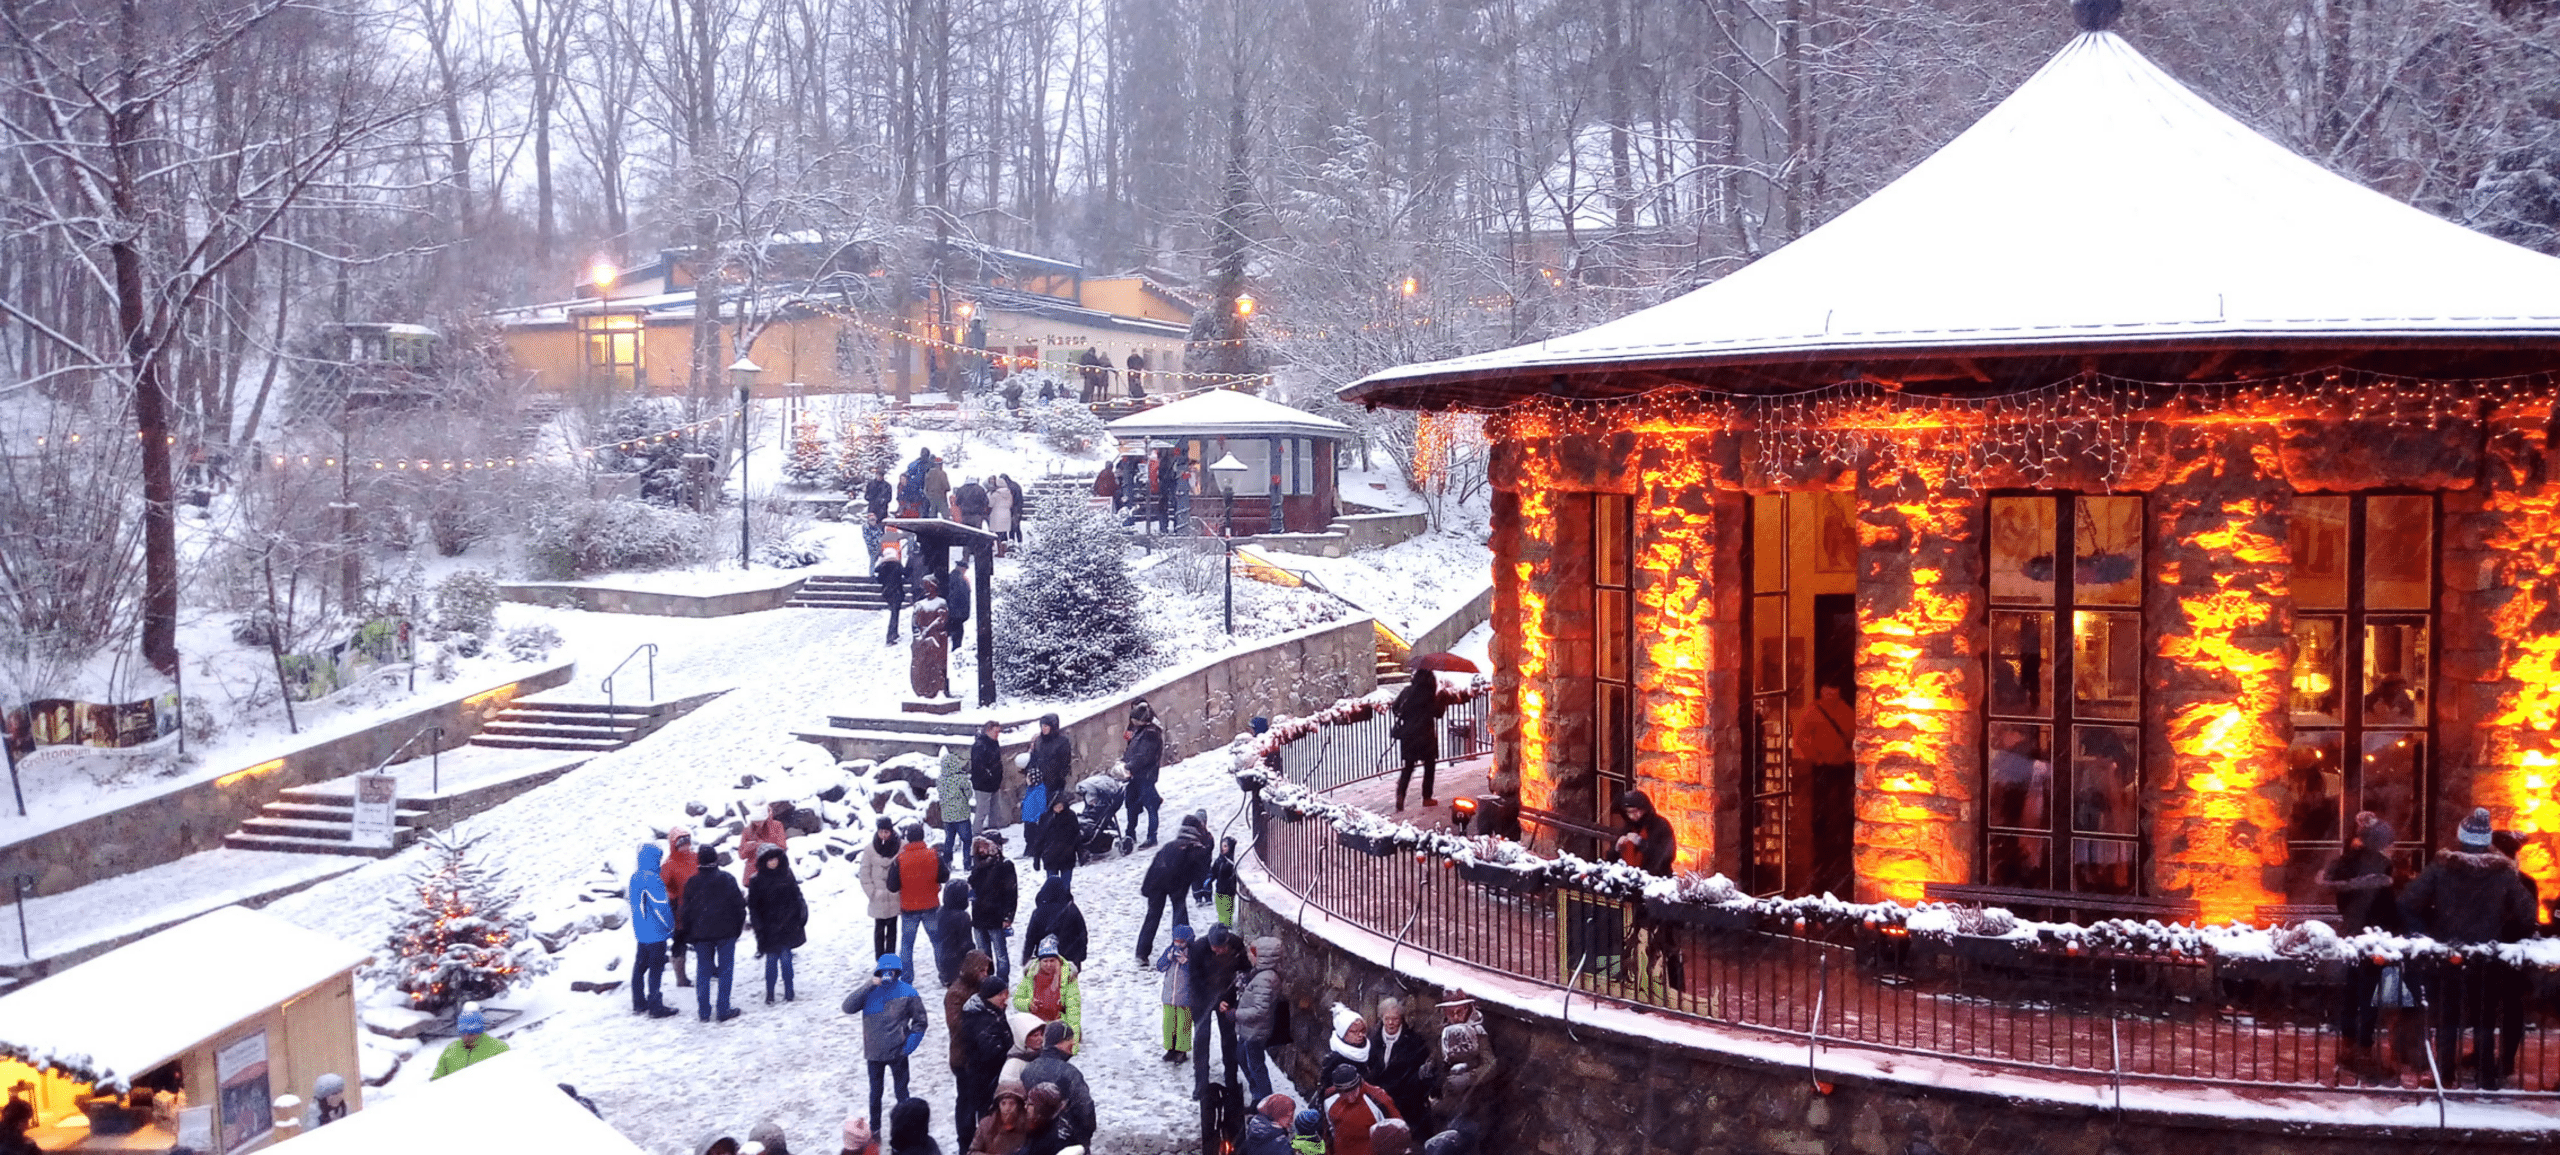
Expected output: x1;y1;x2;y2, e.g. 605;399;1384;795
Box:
1235;861;2554;1154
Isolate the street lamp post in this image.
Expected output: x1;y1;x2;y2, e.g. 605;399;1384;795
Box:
1209;452;1250;634
730;356;764;569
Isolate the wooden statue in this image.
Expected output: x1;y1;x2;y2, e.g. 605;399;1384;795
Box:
909;576;950;699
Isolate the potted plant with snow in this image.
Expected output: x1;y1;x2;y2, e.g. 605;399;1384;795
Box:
1453;836;1549;895
1641;872;1761;931
1333;811;1410;857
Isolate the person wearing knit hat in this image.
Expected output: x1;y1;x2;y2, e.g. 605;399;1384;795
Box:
1152;924;1195;1064
1322;1058;1400;1155
955;973;1013;1151
2400;805;2537;1089
1368;1118;1415;1155
1320;1005;1370;1090
2319;809;2405;1083
1232;935;1284;1103
1289;1107;1326;1155
840;1115;875;1155
747;1122;790;1155
429;1006;509;1079
1239;1094;1295;1155
1014;936;1082;1039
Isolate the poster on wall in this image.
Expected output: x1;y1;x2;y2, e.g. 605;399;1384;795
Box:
216;1029;272;1149
176;1107;213;1151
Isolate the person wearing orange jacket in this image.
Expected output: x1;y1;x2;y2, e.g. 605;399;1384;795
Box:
662;826;700;988
888;823;950;981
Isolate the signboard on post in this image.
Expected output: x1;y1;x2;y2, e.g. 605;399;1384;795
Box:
350;773;399;850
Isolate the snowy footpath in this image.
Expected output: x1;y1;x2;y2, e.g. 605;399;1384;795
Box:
260;598;1278;1154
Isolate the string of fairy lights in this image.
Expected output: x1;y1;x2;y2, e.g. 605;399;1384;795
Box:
1477;366;2558;493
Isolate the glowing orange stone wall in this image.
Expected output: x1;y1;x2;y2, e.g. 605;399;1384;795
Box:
1632;438;1740;875
2453;404;2560;917
1851;464;1981;904
2146;436;2292;924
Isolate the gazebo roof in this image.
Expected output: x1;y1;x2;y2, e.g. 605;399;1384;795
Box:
1345;29;2560;409
287;1054;649;1154
1106;389;1353;441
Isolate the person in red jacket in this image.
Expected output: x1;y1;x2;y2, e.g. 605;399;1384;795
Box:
741;799;793;882
889;823;950;981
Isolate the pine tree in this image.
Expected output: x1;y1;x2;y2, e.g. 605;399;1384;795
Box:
377;831;544;1013
994;501;1156;698
783;418;832;486
836;399;896;490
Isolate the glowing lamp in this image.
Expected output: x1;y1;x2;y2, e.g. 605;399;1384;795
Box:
1234;294;1256;317
588;259;618;293
1451;796;1478;834
1400;276;1419;297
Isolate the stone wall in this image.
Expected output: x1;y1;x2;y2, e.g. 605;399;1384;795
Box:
1407;581;1494;661
500;576;809;617
0;662;574;899
1239;880;2547;1155
1851;463;1982;905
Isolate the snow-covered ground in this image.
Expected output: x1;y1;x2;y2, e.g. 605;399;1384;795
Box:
267;725;1274;1154
1254;530;1491;639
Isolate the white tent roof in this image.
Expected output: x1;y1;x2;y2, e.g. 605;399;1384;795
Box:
1348;31;2560;403
1106;389;1353;440
0;906;368;1085
287;1053;648;1155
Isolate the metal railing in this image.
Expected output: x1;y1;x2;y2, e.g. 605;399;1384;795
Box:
1247;706;2559;1109
601;643;658;708
372;724;447;793
1271;690;1492;796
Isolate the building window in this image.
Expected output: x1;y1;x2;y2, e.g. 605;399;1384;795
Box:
1592;493;1636;824
2282;493;2434;896
1742;492;1859;896
579;313;643;388
1984;494;2145;894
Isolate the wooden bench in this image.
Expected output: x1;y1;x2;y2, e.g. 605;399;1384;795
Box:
1923;883;2200;924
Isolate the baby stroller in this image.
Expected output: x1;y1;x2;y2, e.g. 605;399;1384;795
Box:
1074;773;1131;863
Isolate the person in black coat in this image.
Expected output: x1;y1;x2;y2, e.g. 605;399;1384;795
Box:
1390;669;1445;811
862;468;894;520
678;845;748;1021
1120;702;1167;846
944;567;972;650
1369;997;1432;1130
874;551;908;645
1019;876;1088;969
953;479;992;528
1186;924;1247;1101
968;719;1006;841
1137;810;1212;963
969;835;1019;983
932;879;976;988
1615;790;1677;876
1032;794;1080;886
1028;714;1074;799
957;976;1015;1148
2319;810;2401;1077
1020;1022;1096;1148
746;845;809;1004
2400;807;2537;1090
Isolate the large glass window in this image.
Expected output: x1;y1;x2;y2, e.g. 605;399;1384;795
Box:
1984;494;2145;894
1593;494;1636;825
2283;493;2434;897
579;313;644;388
1742;492;1860;896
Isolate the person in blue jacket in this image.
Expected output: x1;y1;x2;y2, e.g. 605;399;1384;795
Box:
842;954;931;1130
629;844;678;1018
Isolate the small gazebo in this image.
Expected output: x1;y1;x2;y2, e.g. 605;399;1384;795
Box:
1105;390;1353;535
1343;4;2560;923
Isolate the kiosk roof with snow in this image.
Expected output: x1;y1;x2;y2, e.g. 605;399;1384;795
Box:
284;1054;647;1155
1106;389;1353;441
0;905;368;1085
1344;27;2560;408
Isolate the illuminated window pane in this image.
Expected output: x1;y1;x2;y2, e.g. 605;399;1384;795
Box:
2071;610;2140;721
2071;839;2137;895
2361;619;2428;726
2291;496;2349;610
1598;681;1633;781
1752;495;1785;593
1752;699;1790;795
1986;834;2050;888
1989;497;2057;605
2069;725;2138;835
1986;722;2052;830
2363;495;2432;610
2290;617;2344;726
1751;797;1787;873
2361;731;2423;838
1594;494;1630;588
1595;594;1629;682
1989;610;2054;718
2073;496;2142;607
2282;731;2344;843
1752;595;1787;695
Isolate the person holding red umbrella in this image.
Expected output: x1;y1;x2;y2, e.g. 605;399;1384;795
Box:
1389;668;1446;810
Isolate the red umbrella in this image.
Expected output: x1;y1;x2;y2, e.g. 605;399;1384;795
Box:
1410;652;1478;673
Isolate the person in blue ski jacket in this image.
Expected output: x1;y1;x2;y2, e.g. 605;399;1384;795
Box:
843;953;931;1130
629;844;678;1017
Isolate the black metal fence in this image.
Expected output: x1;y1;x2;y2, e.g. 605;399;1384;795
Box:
1270;690;1491;795
1246;705;2560;1108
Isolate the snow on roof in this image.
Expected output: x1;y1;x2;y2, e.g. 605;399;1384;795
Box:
1349;31;2560;402
0;906;368;1085
1105;389;1353;440
287;1053;647;1155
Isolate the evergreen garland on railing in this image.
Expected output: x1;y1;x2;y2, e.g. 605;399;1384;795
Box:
1232;688;2560;972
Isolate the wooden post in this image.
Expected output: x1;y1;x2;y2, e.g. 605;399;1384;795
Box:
975;538;996;708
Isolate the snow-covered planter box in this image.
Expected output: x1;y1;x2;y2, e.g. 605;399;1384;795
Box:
1337;829;1407;857
1642;896;1758;931
1458;859;1549;895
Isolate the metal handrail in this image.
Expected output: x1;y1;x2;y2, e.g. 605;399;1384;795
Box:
371;724;446;793
602;643;658;708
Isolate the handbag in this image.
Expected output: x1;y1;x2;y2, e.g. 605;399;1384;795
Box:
1021;782;1048;824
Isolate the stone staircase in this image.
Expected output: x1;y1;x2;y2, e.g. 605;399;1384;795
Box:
223;785;430;857
1376;639;1410;687
785;573;891;611
467;699;670;754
